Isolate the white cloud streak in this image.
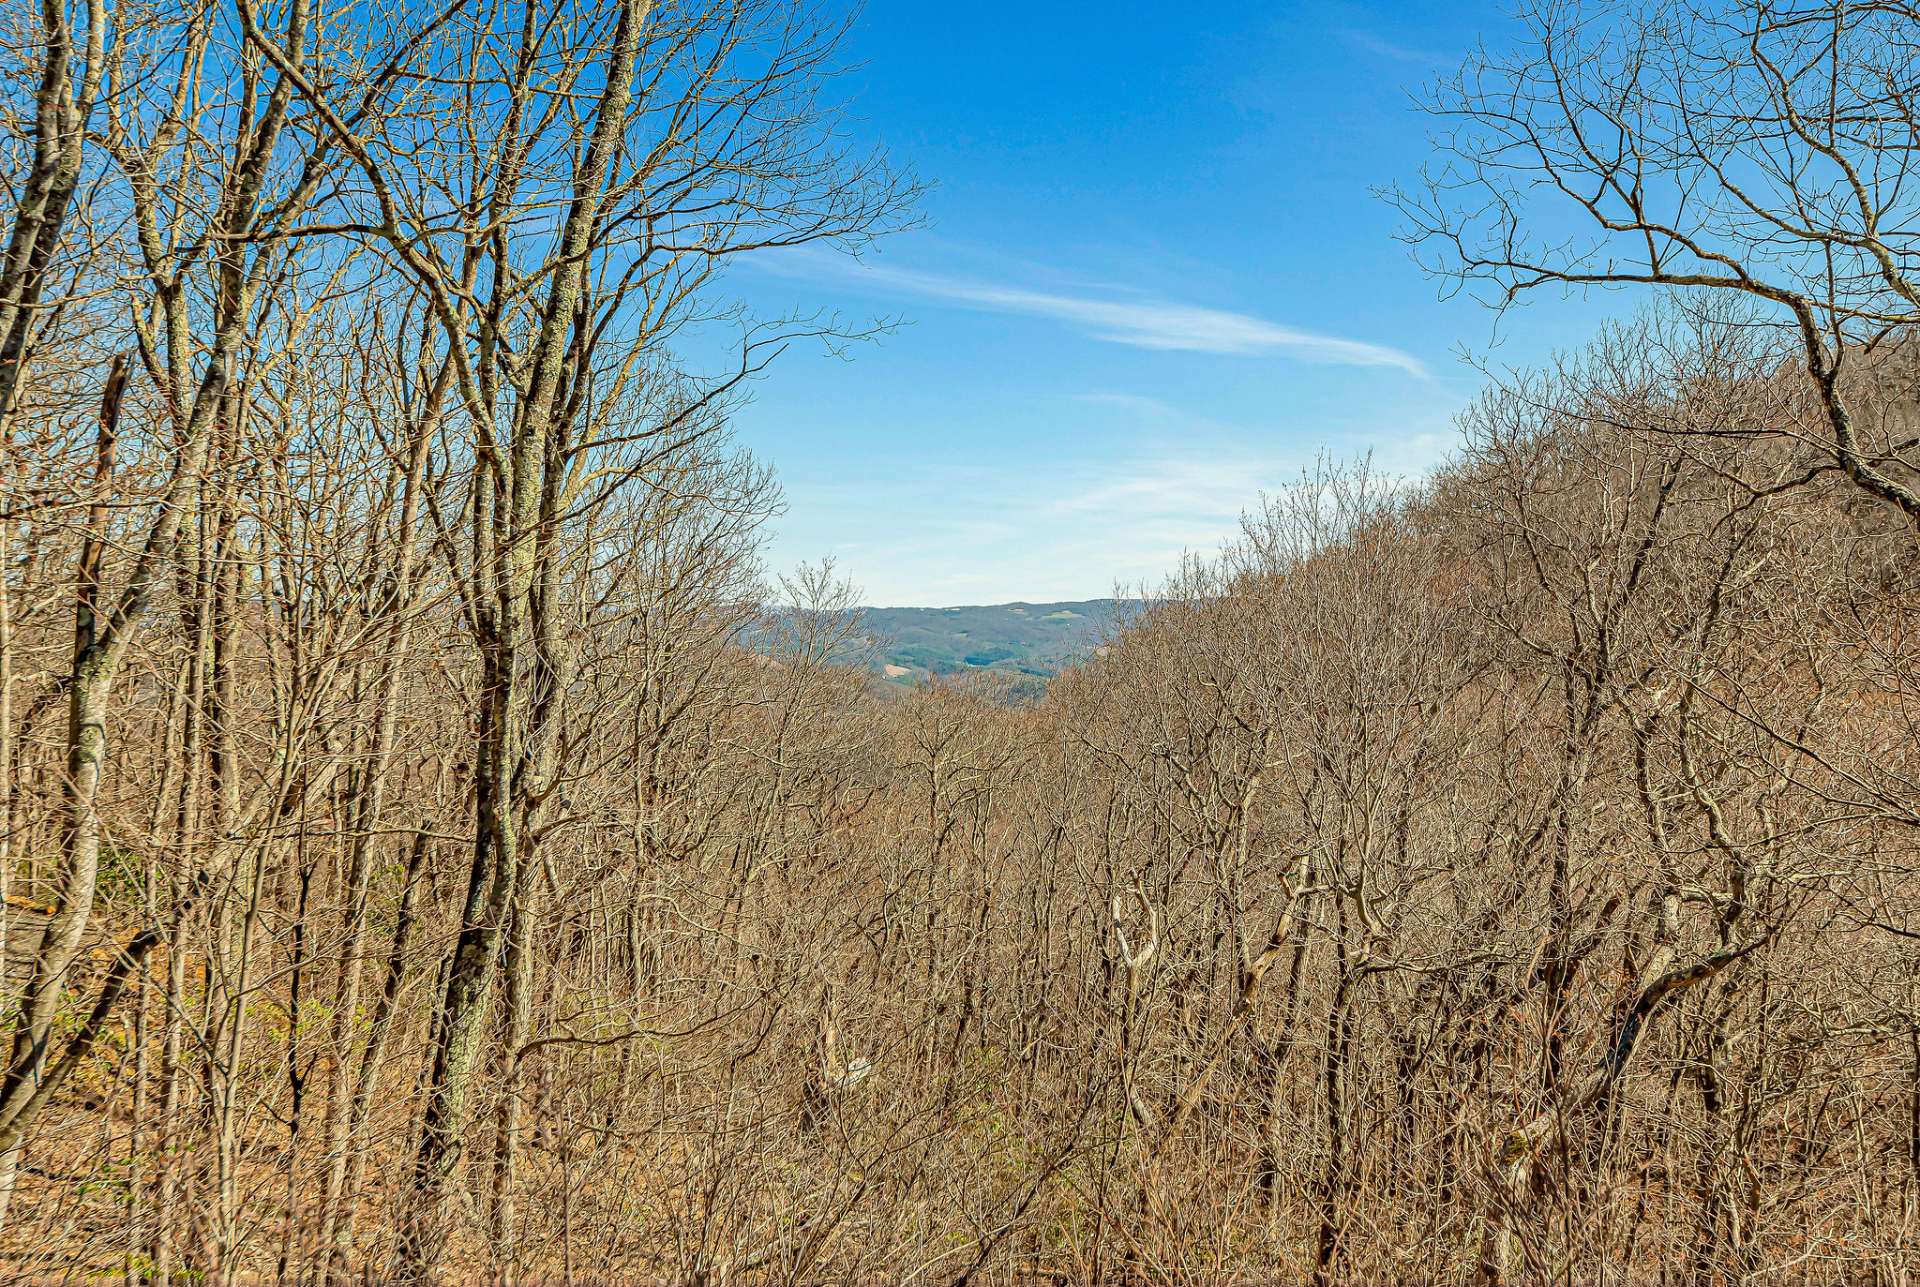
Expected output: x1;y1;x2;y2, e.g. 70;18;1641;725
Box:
759;251;1428;376
868;265;1427;375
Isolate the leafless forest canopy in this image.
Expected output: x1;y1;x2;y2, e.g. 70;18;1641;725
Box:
3;0;1920;1282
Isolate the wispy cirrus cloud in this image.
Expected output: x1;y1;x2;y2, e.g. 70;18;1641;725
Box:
871;266;1427;375
758;251;1428;376
1338;28;1449;66
1053;451;1277;517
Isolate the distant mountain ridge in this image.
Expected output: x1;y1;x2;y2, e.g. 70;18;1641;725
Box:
859;599;1117;686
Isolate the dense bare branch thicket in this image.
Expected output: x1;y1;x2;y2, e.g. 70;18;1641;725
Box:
1394;0;1920;525
1;0;1919;1284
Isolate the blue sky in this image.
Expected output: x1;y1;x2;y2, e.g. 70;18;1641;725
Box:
723;2;1601;607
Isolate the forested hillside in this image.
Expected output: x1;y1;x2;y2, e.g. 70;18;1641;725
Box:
860;599;1116;683
2;1;1920;1285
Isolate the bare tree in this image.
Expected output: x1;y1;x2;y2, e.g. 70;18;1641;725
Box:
1397;0;1920;522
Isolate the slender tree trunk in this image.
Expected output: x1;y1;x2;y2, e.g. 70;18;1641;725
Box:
316;379;440;1280
488;882;538;1283
0;454;13;978
0;357;125;1226
150;907;189;1285
1313;963;1357;1287
394;5;647;1275
330;831;427;1279
398;633;519;1278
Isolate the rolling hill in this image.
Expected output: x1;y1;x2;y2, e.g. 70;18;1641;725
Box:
859;599;1117;687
